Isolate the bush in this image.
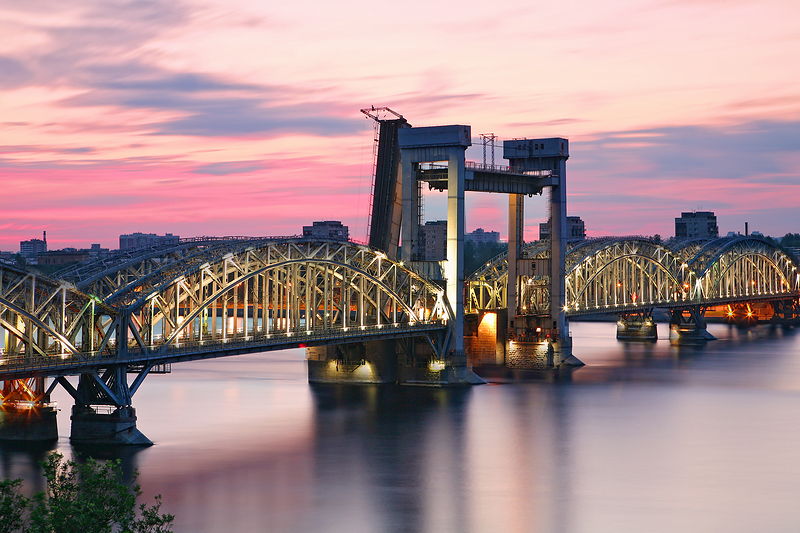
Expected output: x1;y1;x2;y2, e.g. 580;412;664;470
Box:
0;452;173;533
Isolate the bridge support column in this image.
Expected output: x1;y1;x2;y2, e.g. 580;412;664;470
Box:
61;366;153;446
617;310;658;341
0;378;58;442
772;298;800;326
307;340;397;384
307;334;483;387
669;307;715;344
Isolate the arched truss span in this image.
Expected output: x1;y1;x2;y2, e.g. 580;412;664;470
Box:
122;240;450;353
467;241;551;312
689;237;800;301
0;265;117;362
466;236;800;316
564;238;687;313
63;239;259;299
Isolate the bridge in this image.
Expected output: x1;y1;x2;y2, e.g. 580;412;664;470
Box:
1;110;799;445
464;235;800;367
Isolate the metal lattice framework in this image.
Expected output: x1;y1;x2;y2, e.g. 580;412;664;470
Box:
0;240;450;379
120;239;450;355
690;237;800;302
565;238;688;313
0;265;116;360
467;236;800;316
468;241;551;312
58;237;277;298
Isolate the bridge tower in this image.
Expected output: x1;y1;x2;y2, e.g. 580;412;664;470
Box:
398;125;471;370
503;139;581;366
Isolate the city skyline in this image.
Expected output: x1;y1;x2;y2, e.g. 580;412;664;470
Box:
2;0;799;249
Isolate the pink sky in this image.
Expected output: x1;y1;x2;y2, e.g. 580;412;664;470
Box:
1;0;799;250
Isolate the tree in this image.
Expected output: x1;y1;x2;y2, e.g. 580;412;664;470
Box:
0;452;173;533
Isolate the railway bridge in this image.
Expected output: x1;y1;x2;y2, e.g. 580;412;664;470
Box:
1;111;798;444
465;235;800;367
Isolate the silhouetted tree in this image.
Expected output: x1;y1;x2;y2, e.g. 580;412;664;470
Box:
0;452;173;533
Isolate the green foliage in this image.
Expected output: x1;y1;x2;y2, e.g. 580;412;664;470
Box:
0;452;173;533
781;233;800;248
464;240;507;275
0;480;28;533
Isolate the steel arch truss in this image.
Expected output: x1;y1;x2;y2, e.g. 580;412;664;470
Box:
691;237;800;302
466;236;800;317
565;239;688;313
124;240;450;354
0;265;117;366
467;241;551;313
67;240;252;299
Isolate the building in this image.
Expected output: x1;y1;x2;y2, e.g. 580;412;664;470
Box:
539;216;586;242
119;232;180;250
419;220;447;260
37;244;109;266
466;228;500;245
675;211;718;239
302;221;349;240
20;231;47;262
37;249;91;266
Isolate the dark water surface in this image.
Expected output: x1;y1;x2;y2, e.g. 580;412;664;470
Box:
3;322;800;533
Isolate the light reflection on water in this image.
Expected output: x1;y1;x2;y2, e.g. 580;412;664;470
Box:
2;322;800;533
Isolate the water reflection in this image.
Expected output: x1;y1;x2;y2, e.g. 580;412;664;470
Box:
1;322;800;532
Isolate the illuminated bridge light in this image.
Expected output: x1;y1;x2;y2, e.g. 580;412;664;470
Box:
428;360;446;372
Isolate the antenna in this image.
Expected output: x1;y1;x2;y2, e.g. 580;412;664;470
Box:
479;133;497;167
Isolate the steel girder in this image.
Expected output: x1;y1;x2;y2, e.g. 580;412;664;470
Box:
689;237;800;301
466;236;800;316
0;264;117;361
121;239;450;355
64;240;244;298
467;241;553;313
565;239;687;313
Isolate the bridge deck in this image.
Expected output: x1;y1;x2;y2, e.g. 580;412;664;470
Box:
0;323;447;380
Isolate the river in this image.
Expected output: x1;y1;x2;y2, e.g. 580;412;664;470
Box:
2;322;800;533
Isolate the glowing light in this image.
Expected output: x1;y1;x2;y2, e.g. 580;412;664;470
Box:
428;360;446;372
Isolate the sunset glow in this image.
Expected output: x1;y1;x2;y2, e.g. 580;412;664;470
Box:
2;0;799;249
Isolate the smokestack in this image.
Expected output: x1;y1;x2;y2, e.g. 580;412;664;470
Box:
744;222;748;236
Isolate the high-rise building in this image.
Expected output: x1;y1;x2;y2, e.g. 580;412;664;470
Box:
419;220;447;260
466;228;500;245
20;231;47;262
539;216;586;242
675;211;718;239
302;221;349;240
119;232;180;250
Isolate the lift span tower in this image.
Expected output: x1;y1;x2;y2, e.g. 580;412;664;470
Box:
362;108;582;367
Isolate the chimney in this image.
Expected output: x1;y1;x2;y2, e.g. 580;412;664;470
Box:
744;222;748;236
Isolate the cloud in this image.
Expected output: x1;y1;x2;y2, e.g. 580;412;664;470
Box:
573;120;800;180
0;57;33;88
194;161;264;175
3;0;362;138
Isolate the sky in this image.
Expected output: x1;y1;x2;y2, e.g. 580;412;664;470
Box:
1;0;799;250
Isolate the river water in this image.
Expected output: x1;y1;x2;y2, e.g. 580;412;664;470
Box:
3;322;800;533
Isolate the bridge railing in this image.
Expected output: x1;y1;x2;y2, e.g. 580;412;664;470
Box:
0;321;449;377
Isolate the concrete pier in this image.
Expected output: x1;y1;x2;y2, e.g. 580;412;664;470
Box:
70;406;152;446
669;308;716;344
0;405;58;442
617;314;658;341
307;338;483;387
